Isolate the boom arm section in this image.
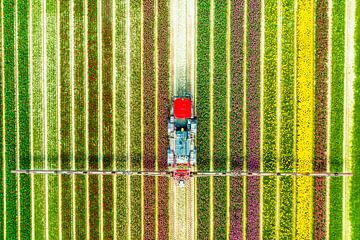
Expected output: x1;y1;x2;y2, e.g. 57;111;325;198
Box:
12;169;170;176
12;169;352;177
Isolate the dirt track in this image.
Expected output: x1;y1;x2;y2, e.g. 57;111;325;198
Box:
169;178;195;240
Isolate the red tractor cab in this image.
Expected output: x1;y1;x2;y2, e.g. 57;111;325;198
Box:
173;97;192;118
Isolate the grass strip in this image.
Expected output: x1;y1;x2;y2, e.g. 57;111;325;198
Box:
247;0;261;237
130;1;142;238
102;0;114;238
60;0;72;238
157;0;170;238
279;0;294;238
115;0;128;238
73;0;86;238
196;0;211;238
350;0;360;237
230;0;244;237
46;0;59;238
18;0;31;238
296;0;314;238
143;0;156;238
314;0;329;238
31;0;46;238
262;0;277;238
213;1;228;239
4;0;17;237
329;1;345;238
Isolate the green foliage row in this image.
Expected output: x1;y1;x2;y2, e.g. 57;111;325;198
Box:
131;177;142;239
32;0;47;236
330;1;345;173
279;177;293;239
18;0;32;238
329;1;345;237
214;177;227;239
279;0;295;172
213;2;228;239
46;0;58;169
4;0;17;237
197;0;211;172
263;0;277;172
262;177;276;239
48;176;59;240
262;1;277;238
73;0;86;238
329;178;343;239
279;0;295;237
213;1;227;171
59;0;73;237
129;2;142;238
116;176;129;239
197;178;210;240
130;0;142;172
88;176;99;238
197;1;211;238
114;1;128;238
46;0;60;236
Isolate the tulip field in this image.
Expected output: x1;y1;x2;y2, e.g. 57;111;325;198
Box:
1;0;360;239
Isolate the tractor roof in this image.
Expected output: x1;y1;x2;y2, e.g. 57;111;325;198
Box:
174;97;192;119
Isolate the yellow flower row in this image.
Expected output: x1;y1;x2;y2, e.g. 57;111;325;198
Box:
296;0;314;239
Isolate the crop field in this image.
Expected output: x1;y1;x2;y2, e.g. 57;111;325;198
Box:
1;0;360;239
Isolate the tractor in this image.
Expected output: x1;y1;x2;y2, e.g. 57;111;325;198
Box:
167;95;197;187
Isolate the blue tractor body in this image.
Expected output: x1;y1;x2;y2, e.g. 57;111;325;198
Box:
167;96;197;169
